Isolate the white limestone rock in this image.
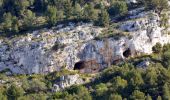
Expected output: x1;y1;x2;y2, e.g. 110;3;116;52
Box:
0;7;170;74
0;23;103;74
52;74;83;92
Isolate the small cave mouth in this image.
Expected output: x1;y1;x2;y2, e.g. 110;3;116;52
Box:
123;48;131;58
74;61;86;70
73;60;100;73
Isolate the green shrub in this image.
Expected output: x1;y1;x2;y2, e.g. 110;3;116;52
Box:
7;84;24;100
144;0;169;13
108;1;128;16
152;43;162;54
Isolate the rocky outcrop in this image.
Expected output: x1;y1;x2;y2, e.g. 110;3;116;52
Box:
52;74;83;92
0;23;103;74
0;9;170;74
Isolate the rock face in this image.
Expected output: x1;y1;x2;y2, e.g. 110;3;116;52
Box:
0;9;170;74
0;23;103;74
52;74;83;92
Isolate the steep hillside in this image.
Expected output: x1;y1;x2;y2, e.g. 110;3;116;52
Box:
0;1;170;74
1;0;170;99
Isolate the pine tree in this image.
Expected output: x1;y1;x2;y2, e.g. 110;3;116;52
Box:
23;10;36;28
72;3;82;20
3;12;13;31
64;0;72;19
56;10;64;21
98;9;110;27
46;6;57;26
130;90;146;100
11;16;19;33
14;0;30;16
83;3;98;21
109;1;128;16
160;14;169;29
95;83;108;96
2;12;20;33
145;67;158;86
7;84;24;100
152;43;162;54
15;0;30;10
162;83;170;100
162;52;170;68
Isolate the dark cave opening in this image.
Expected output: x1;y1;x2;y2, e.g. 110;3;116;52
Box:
123;48;131;58
74;61;86;70
74;60;100;73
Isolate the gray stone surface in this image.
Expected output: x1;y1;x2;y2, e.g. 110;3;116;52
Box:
52;74;83;92
0;8;170;74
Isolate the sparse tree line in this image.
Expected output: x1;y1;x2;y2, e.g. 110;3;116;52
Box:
0;0;169;36
0;0;111;35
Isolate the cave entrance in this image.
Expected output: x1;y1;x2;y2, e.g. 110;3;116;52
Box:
74;61;86;70
74;60;100;73
123;48;131;58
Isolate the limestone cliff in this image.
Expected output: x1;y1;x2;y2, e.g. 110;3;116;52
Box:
0;7;170;74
